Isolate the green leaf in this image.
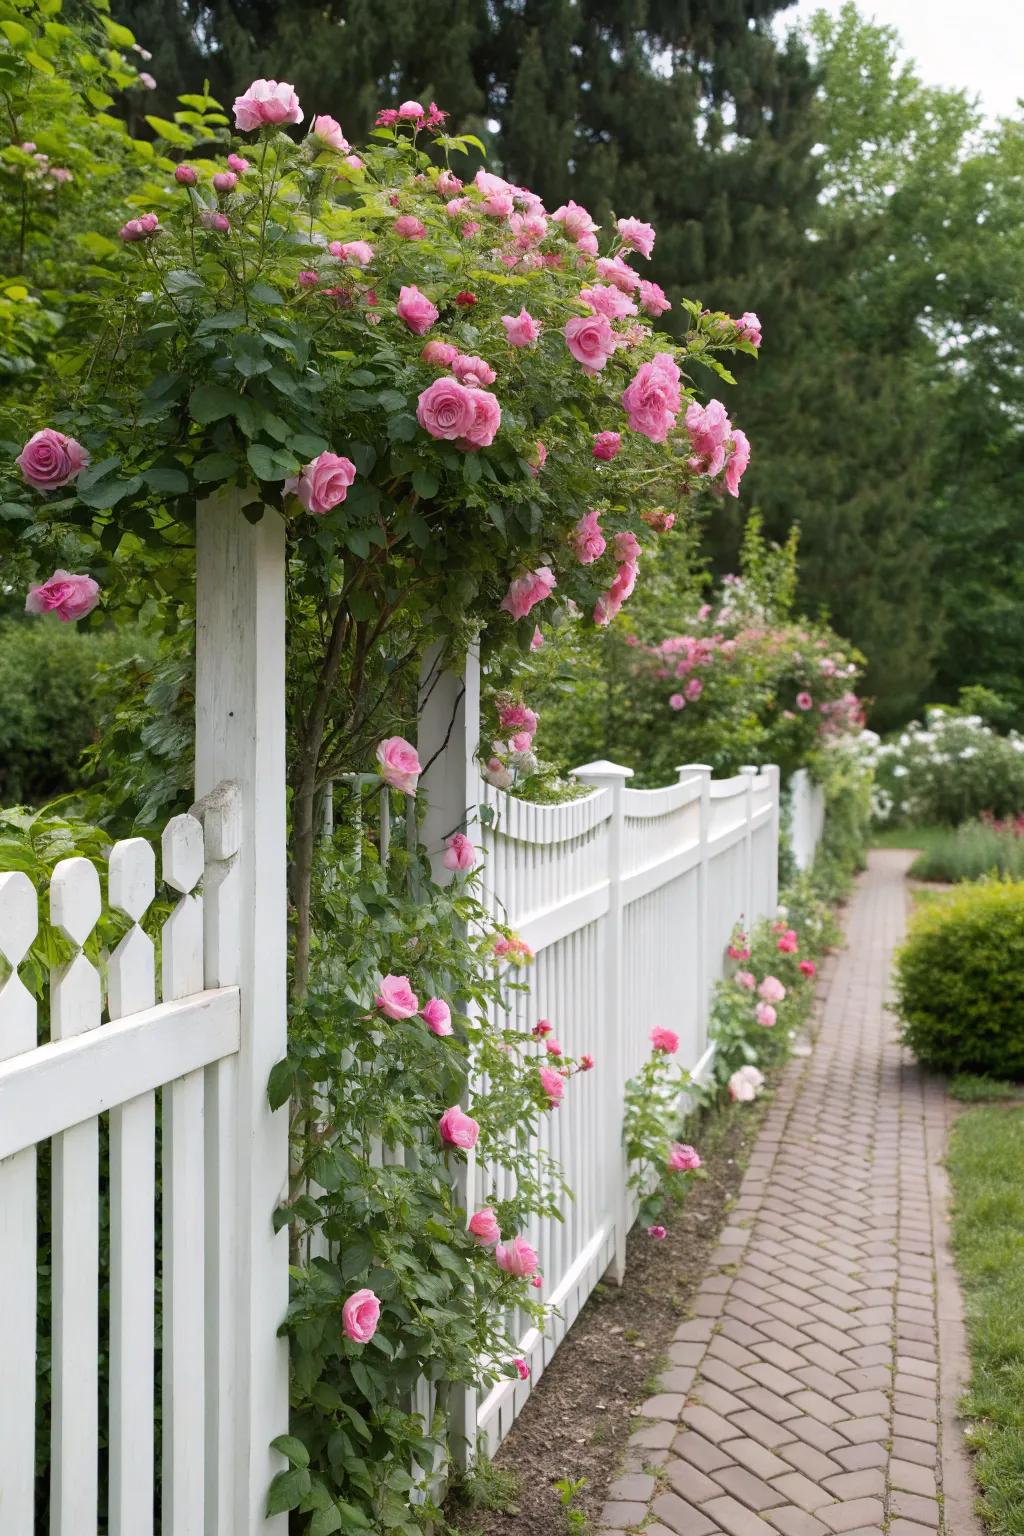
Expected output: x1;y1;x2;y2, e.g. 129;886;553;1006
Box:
192;452;238;483
246;442;297;482
345;530;370;559
144;115;193;147
1;20;31;45
196;308;248;336
77;474;144;510
189;384;241;425
290;433;329;458
309;1506;343;1535
249;282;285;305
165;269;206;295
143;467;189;494
266;1467;311;1515
270;1434;310;1468
412;469;439;499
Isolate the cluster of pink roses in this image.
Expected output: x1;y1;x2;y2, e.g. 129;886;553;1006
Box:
685;399;751;499
469;1214;541;1286
375;974;454;1037
482;694;544;789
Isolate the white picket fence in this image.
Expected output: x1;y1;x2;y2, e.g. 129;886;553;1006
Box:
790;767;827;872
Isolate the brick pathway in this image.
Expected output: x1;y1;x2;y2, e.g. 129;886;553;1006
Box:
600;850;974;1536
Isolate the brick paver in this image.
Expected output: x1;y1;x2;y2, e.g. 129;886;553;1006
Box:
600;851;971;1536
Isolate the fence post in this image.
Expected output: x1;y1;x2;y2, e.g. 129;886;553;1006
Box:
765;764;781;914
570;759;633;1285
739;764;758;932
678;764;712;1050
195;495;290;1534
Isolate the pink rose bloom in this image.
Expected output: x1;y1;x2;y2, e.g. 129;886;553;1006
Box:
532;1019;553;1037
622;353;681;443
575;231;599;257
483;757;512;790
138;71;157;89
312;114;349;151
174;165;197;185
421;998;453;1036
227;153;249;173
531;626;544;650
729;1065;765;1103
452;354;497;387
685;677;703;702
25;570;100;623
495;1234;539;1277
580;284;637;320
443;833;477;872
500;566;556;621
461;389;501;449
796;691;813;712
119;215;160;241
545;1038;562;1057
725;428;751;497
527;440;546;478
469;1207;500;1245
439;1104;480;1150
614;530;641;563
799;960;816;978
650;1026;679;1054
579;1053;594;1071
459;219;481;238
755;1002;777;1028
594;560;638;626
343;154;364;171
592;431;621;461
737;311;762;347
375;974;419;1019
510;211;547;246
669;693;685;711
342;1288;380;1343
330;239;373;265
437;170;463;195
668;1143;702;1172
758;975;786;1004
498;703;538;735
777;929;799;954
596;256;641;292
571;510;606;565
552;200;597;239
17;428;89;490
417;376;477;440
233;78;303;131
376;735;422;795
639;280;671;317
686;399;732;475
200;211;230;233
514;1357;529;1380
397;284;438;334
501;308;541;347
212;171;237;193
564;314;617;374
421;339;459;368
398;99;425;118
617;216;655;258
394;214;427;240
285;451;356;514
735;970;756;991
539;1066;565;1108
648;1225;667;1240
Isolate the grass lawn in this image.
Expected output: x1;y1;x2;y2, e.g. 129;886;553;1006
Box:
947;1105;1024;1534
871;824;949;853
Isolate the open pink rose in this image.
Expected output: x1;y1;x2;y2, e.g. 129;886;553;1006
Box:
800;960;816;978
685;677;703;702
648;1225;667;1239
397;284;438;334
500;566;556;621
421;339;459;367
439;1104;479;1150
755;1002;777;1028
514;1357;530;1380
443;833;477;872
594;560;638;626
227;153;249;173
735;970;756;991
213;170;237;193
17;428;89;490
469;1207;500;1245
460;389;501;449
669;693;685;711
725;428;751;497
416;376;476;440
596;256;641;292
529;440;546;476
498;703;538;735
552;200;597;239
286;451;356;514
394;214;427;239
233;78;303;130
668;1143;702;1172
501;307;541;347
376;735;422;795
571;510;606;565
622;354;681;443
25;570;99;622
539;1066;565;1108
495;1234;539;1277
580;284;637;321
758;975;786;1004
592;431;621;461
729;1065;764;1103
614;530;641;563
737;311;762;347
777;929;799;953
639;280;671;317
650;1026;679;1054
421;998;453;1036
564;313;617;374
686;399;732;475
579;1053;594;1071
452;354;497;387
330;239;373;265
616;216;655;258
375;974;419;1019
342;1288;380;1343
796;691;813;712
312;114;349;151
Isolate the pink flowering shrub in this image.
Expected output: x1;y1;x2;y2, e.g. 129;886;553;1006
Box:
623;1021;703;1228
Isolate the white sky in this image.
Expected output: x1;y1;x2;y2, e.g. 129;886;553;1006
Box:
783;0;1024;121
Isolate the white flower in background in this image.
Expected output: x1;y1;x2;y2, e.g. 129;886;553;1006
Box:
893;765;909;778
960;746;977;759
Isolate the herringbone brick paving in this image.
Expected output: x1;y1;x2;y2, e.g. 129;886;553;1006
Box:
601;849;958;1536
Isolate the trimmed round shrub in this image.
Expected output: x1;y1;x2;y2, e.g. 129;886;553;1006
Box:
894;881;1024;1078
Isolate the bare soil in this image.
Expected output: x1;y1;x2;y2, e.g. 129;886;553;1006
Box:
444;1096;768;1535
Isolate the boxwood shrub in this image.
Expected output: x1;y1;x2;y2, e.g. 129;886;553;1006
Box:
894;881;1024;1079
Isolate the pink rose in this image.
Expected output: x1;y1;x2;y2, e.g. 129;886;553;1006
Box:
552;200;597;239
614;530;641;563
529;440;546;477
596;256;641;292
531;626;544;650
498;703;538;735
571;510;606;565
650;1026;679;1053
532;1019;553;1038
800;960;816;978
200;211;230;233
580;284;637;320
735;970;756;991
398;284;439;334
777;929;799;954
686;399;732;475
376;735;422;795
343;154;364;171
437;170;463;195
452;354;497;387
729;1065;764;1103
460;389;501;449
668;1143;702;1172
579;1053;594;1071
545;1038;562;1057
342;1287;380;1343
622;353;681;443
227;153;249;173
575;231;599;257
459;220;481;238
737;311;762;347
25;570;100;623
755;1002;777;1028
685;677;703;702
416;376;476;440
138;71;156;89
330;239;373;265
514;1357;530;1380
616;216;655;258
174;165;197;185
594;560;638;626
421;998;453;1036
375;974;419;1019
564;313;617;374
297;271;319;288
639;280;671;317
669;693;685;711
469;1208;500;1246
421;339;459;367
725;429;751;497
439;1104;479;1150
796;691;813;712
394;214;427;239
647;1225;667;1240
285;451;356;514
500;566;556;621
501;308;541;347
592;431;621;461
233;78;303;131
399;100;425;118
119;214;160;241
758;975;786;1004
312;114;349;151
17;428;89;490
443;833;477;872
539;1066;565;1108
212;171;237;193
495;1234;539;1277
